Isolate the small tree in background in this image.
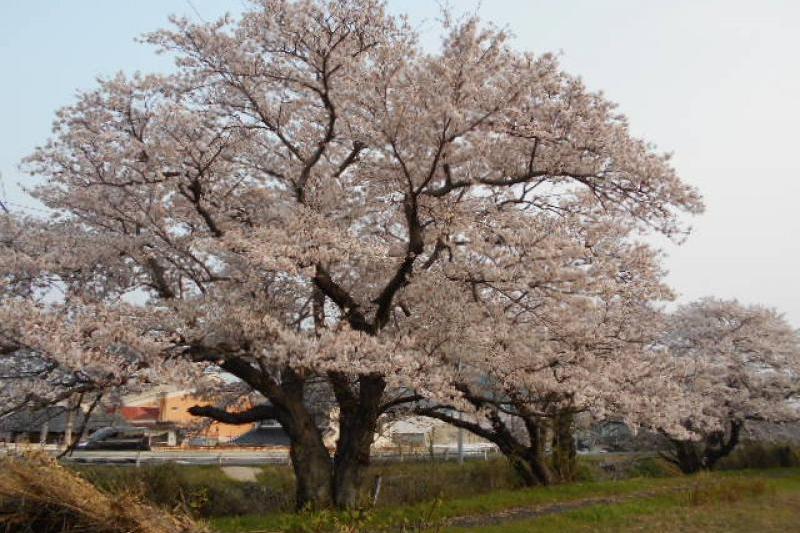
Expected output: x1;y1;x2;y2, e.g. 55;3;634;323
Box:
659;298;800;473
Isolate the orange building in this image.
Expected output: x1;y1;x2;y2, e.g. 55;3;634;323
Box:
121;388;255;444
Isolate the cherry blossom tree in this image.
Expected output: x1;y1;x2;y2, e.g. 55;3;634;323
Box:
12;0;702;509
412;220;692;485
659;298;800;473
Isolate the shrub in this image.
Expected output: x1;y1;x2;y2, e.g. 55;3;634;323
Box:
628;456;683;478
576;454;680;482
717;443;800;470
76;463;295;517
573;461;598;482
369;458;519;506
76;459;519;517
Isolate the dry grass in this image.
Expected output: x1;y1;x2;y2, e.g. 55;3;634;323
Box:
682;476;770;506
0;452;208;533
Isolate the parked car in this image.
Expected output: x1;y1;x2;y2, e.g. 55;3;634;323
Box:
78;427;151;451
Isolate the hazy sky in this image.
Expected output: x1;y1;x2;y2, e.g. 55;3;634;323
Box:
2;1;799;324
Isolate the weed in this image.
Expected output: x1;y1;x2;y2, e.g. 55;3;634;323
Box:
683;476;770;506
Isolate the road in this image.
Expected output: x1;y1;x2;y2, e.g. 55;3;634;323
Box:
0;445;290;466
67;448;292;466
1;443;501;466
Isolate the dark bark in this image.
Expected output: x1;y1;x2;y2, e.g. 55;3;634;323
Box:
296;172;423;507
371;195;423;331
415;405;554;487
490;421;554;487
286;417;335;511
312;265;372;333
550;411;577;482
193;399;336;510
194;395;334;510
664;420;743;474
481;408;556;487
190;366;398;510
187;403;280;424
510;428;554;487
199;361;335;510
267;369;335;511
520;414;555;486
669;440;705;474
507;453;540;486
703;420;742;470
331;374;386;509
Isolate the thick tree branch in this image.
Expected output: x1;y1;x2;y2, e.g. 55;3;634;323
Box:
372;196;424;330
414;406;500;444
380;393;424;412
188;403;280;425
313;265;372;333
333;141;365;178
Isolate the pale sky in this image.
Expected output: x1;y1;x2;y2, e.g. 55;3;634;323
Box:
2;1;799;324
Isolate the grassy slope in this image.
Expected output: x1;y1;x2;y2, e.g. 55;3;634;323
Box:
213;469;800;532
448;470;800;533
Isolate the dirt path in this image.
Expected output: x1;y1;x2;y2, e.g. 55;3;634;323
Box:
221;466;260;482
445;487;681;529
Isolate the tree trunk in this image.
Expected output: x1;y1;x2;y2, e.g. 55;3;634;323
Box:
520;451;555;486
672;440;704;474
528;453;555;486
332;424;372;509
508;454;540;486
493;439;554;487
198;360;396;511
520;414;555;486
668;420;742;474
215;360;336;511
550;411;577;482
280;387;335;511
288;432;334;511
493;415;554;487
331;375;385;509
414;404;555;487
703;420;742;470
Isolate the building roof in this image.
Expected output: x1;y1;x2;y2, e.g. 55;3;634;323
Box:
0;406;124;433
231;427;291;447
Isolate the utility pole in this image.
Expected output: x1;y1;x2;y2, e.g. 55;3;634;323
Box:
457;417;464;465
457;359;464;465
39;422;49;446
0;171;8;214
63;408;75;450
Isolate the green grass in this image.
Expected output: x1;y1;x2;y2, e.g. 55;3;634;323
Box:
212;468;800;532
69;453;800;532
367;457;522;504
212;475;692;532
448;471;800;532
